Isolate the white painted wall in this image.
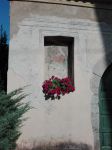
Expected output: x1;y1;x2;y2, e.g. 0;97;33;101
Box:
8;7;112;149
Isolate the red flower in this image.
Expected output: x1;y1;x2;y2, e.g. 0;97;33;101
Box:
42;76;75;100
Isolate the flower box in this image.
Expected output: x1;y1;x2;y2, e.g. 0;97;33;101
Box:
42;76;75;100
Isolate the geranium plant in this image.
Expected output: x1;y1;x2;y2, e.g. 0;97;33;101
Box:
42;76;75;100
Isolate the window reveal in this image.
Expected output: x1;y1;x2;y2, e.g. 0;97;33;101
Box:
44;36;74;85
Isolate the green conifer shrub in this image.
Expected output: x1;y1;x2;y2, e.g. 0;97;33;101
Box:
0;88;31;150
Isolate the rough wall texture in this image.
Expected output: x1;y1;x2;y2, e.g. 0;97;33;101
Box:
9;1;112;150
45;46;68;78
10;1;112;38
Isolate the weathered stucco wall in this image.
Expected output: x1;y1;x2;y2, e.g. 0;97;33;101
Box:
10;1;112;38
8;1;112;149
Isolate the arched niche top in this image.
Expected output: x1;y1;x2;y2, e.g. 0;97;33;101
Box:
93;52;112;78
90;52;112;94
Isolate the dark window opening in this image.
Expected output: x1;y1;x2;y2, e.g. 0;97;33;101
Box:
44;36;74;85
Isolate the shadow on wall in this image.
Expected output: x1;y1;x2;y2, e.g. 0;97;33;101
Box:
16;141;92;150
92;1;112;150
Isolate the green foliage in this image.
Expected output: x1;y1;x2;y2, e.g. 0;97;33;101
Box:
0;25;7;45
0;88;31;150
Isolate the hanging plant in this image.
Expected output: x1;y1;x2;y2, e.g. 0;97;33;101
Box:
42;76;75;100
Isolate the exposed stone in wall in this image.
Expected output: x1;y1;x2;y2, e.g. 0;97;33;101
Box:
16;141;92;150
90;51;112;150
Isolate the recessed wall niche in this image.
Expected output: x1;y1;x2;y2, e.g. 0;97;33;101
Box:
44;36;74;83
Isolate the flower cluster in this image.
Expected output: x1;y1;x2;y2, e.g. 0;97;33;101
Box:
42;76;75;100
